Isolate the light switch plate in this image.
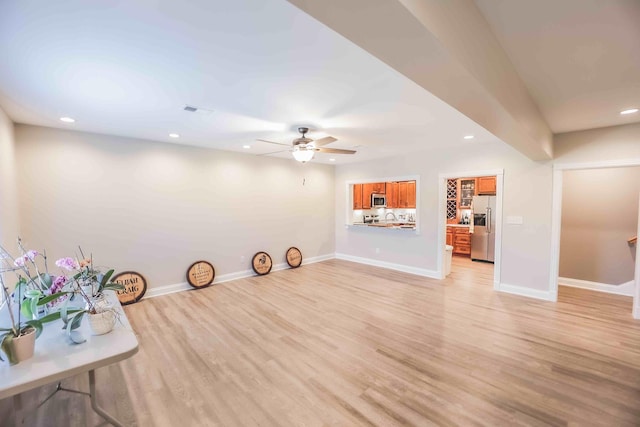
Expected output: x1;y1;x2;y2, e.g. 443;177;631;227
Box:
506;216;524;225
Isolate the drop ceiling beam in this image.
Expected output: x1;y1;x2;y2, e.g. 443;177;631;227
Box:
287;0;553;160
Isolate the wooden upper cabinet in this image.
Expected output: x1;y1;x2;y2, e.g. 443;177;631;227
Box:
394;180;416;208
477;176;496;195
361;183;373;209
397;181;408;208
371;182;386;194
386;182;399;208
407;181;416;208
353;184;363;210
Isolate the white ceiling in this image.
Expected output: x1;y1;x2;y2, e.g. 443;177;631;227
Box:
0;0;498;164
475;0;640;134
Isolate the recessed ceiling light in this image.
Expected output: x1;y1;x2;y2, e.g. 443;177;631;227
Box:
169;133;180;138
243;145;251;149
329;158;336;162
463;135;474;140
60;117;75;123
620;108;638;115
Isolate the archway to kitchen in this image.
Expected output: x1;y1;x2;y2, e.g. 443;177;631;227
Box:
550;161;640;318
437;169;503;289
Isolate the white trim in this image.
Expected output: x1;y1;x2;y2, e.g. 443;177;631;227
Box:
634;195;640;319
437;169;504;288
497;282;555;301
548;169;563;303
144;253;335;299
345;174;421;233
554;158;640;171
559;277;635;297
335;252;440;279
550;160;640;315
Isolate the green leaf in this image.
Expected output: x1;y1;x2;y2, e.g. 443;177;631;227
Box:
102;283;125;292
38;273;53;289
25;320;43;339
0;332;9;362
12;279;27;304
1;333;17;365
60;301;70;327
37;291;69;306
100;269;114;287
66;312;86;344
70;311;84;331
24;289;42;299
38;308;82;324
20;299;34;320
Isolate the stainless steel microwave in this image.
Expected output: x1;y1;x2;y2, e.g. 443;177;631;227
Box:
371;194;386;208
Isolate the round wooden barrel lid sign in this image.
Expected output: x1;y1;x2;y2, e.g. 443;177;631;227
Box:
187;260;215;289
286;247;302;268
112;271;147;305
252;252;273;276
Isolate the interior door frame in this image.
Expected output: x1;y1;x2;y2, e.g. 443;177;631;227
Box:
437;169;504;287
550;159;640;317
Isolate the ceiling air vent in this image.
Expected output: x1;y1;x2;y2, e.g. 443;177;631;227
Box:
183;105;214;115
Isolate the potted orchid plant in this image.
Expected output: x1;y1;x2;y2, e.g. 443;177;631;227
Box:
54;251;124;341
0;243;79;364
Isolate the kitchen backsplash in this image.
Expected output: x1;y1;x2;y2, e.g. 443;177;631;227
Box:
352;208;417;223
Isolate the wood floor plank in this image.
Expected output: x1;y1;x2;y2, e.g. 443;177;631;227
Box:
1;257;640;426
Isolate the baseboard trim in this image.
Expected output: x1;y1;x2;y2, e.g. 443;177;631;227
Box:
497;282;555;301
144;253;335;299
335;253;441;279
558;277;635;297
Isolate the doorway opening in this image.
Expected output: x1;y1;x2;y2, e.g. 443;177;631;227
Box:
438;169;503;289
554;166;639;317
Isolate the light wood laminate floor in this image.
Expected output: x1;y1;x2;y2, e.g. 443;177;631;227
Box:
2;258;639;426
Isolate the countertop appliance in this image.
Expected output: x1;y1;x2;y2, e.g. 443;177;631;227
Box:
364;214;380;224
371;194;386;208
471;195;496;263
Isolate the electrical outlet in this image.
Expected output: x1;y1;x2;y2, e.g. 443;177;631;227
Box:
240;255;245;263
375;248;380;254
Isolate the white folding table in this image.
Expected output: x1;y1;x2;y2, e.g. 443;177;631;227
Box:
0;292;139;426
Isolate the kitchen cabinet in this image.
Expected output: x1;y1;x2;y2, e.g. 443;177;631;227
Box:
353;184;363;210
386;182;399;208
447;226;471;256
407;181;416;208
370;182;386;194
459;178;475;208
361;182;386;209
393;180;417;209
477;176;496;195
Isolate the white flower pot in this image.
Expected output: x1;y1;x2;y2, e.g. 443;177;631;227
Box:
8;327;36;364
88;310;116;335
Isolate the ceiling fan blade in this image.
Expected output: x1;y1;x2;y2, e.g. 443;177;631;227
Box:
256;139;291;147
312;136;337;147
316;147;356;154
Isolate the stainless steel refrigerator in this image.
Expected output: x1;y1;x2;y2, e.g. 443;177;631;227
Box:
471;195;496;263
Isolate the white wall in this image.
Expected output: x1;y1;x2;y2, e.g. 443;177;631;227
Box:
335;141;553;291
0;107;19;252
554;122;640;164
15;124;335;289
560;167;640;285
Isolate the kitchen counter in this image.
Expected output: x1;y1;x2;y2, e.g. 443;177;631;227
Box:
350;222;416;230
447;224;470;228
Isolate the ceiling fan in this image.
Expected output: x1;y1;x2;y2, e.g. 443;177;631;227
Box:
257;127;356;163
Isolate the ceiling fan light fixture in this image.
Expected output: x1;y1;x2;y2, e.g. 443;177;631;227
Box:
292;146;315;163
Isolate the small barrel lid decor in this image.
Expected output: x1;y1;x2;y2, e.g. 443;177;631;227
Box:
112;271;147;305
186;260;215;289
251;252;273;276
285;247;302;268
